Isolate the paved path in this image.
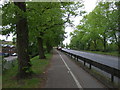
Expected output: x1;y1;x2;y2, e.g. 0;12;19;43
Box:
45;49;106;88
62;48;119;69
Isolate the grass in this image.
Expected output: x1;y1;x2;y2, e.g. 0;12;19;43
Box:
0;56;2;89
2;53;52;88
0;75;2;89
81;50;119;57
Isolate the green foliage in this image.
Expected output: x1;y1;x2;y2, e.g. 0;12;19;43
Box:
2;2;83;49
2;2;24;35
27;2;66;48
70;2;119;52
2;54;52;88
0;8;2;26
1;1;85;80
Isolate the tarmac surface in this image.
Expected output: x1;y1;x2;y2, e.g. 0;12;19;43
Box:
62;48;119;70
4;56;17;61
45;49;106;88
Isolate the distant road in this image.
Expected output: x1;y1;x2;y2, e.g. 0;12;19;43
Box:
4;56;17;61
62;48;119;70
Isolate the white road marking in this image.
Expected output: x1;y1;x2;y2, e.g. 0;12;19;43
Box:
56;50;82;88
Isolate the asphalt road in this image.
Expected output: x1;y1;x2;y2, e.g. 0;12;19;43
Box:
45;49;106;88
4;56;17;61
62;48;119;70
3;56;17;69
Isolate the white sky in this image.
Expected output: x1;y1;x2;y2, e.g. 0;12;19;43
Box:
0;0;98;43
63;0;98;45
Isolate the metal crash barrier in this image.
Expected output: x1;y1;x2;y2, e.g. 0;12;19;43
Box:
59;49;120;83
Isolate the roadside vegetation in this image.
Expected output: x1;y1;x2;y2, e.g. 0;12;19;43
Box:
2;1;83;79
0;40;13;45
68;2;120;56
2;53;52;88
80;50;119;57
1;1;120;88
0;56;1;89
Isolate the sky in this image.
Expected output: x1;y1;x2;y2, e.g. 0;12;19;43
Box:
63;0;98;45
0;0;98;43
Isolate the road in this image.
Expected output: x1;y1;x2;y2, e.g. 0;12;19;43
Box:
3;56;17;69
4;56;17;61
45;49;106;88
62;48;119;70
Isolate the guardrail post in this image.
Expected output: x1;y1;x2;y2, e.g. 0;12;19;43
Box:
89;64;91;69
111;74;114;82
84;61;86;66
74;55;76;59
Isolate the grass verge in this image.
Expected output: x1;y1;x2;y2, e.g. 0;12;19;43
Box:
0;75;2;89
2;53;52;88
81;50;119;57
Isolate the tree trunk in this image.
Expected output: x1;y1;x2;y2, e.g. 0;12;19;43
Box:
37;37;46;59
103;36;106;52
14;2;32;79
87;42;91;50
94;40;97;51
46;42;52;53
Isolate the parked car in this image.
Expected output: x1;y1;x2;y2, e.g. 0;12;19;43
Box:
11;53;17;56
3;53;9;57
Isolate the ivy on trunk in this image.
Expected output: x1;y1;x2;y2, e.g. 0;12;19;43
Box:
14;2;32;79
37;36;46;59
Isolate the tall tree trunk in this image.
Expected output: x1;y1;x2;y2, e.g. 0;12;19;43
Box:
87;41;91;50
103;36;106;52
37;37;46;59
46;42;52;53
14;2;32;79
113;31;119;51
94;40;97;51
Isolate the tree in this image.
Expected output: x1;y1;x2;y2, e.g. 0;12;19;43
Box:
70;2;119;52
27;2;64;59
2;1;33;79
27;2;83;59
44;25;65;53
115;1;120;54
14;2;32;79
2;1;85;78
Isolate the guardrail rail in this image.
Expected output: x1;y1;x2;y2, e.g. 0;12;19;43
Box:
59;49;120;83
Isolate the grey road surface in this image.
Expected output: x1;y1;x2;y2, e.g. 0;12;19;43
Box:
45;49;106;88
62;48;119;70
4;56;17;61
3;56;17;69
